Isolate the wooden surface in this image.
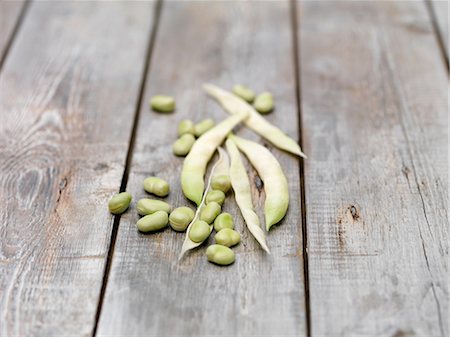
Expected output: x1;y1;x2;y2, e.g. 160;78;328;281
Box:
299;1;448;336
97;2;306;336
0;1;154;336
0;0;448;336
430;0;449;60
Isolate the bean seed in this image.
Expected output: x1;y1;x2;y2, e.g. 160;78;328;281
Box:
213;212;234;232
205;189;225;205
150;95;175;112
194;119;215;137
211;174;231;193
206;244;235;266
178;119;195;136
253;92;274;114
136;199;171;216
232;84;255;103
108;192;132;215
136;210;169;232
214;228;241;247
169;207;195;232
172;134;196;157
200;201;221;224
143;176;170;197
188;220;210;243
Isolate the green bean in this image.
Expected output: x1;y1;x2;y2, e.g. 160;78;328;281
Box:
108;192;132;215
213;212;234;232
194;119;215;137
205;189;225;205
188;220;210;243
178;119;195;136
253;91;274;114
204;84;306;158
226;138;270;252
173;134;196;156
150;95;175;113
169;207;195;232
136;199;171;216
200;201;221;224
143;176;170;197
232;84;255;103
206;244;235;266
211;175;231;194
214;228;241;247
229;134;288;231
136;210;169;232
181;112;248;205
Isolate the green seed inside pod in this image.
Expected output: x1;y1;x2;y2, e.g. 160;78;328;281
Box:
200;201;221;224
189;220;211;243
169;207;195;232
205;189;226;205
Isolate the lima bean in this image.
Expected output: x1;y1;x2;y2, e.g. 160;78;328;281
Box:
137;198;171;216
200;201;221;224
213;212;234;232
206;244;235;266
136;210;169;232
178;119;195;136
205;189;225;205
232;84;255;103
188;220;210;243
194;119;215;137
173;134;196;156
143;176;170;197
169;207;195;232
211;174;231;193
150;95;175;112
214;228;241;247
108;192;132;215
253;92;274;114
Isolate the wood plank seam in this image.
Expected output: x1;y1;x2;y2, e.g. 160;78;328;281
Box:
424;0;449;71
91;1;163;336
290;1;312;336
0;0;30;72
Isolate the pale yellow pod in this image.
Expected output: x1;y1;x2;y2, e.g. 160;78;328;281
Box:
204;84;306;158
229;134;289;231
181;112;248;206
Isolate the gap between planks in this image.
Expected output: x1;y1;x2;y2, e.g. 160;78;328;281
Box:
424;0;449;71
290;0;312;336
91;1;163;336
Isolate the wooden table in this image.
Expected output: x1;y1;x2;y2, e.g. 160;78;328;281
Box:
0;1;448;336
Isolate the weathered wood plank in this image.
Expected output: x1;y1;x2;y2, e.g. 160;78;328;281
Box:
0;2;154;336
299;1;448;336
0;0;26;63
97;1;307;336
430;0;449;59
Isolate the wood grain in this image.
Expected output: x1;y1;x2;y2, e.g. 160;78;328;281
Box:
0;2;154;336
298;1;448;336
97;1;307;336
430;0;449;59
0;0;26;63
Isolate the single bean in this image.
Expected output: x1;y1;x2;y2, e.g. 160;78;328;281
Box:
150;95;175;113
214;228;241;247
194;119;215;137
188;220;210;243
136;198;171;216
178;119;195;136
172;134;196;157
232;84;255;103
200;201;221;224
108;192;132;215
169;206;195;232
213;212;234;232
211;174;231;194
205;189;226;205
206;244;235;266
143;176;170;197
253;91;274;114
136;210;168;232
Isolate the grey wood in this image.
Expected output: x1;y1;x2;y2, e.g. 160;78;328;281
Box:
0;0;26;63
97;1;307;336
431;0;449;58
0;2;154;336
298;1;448;336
